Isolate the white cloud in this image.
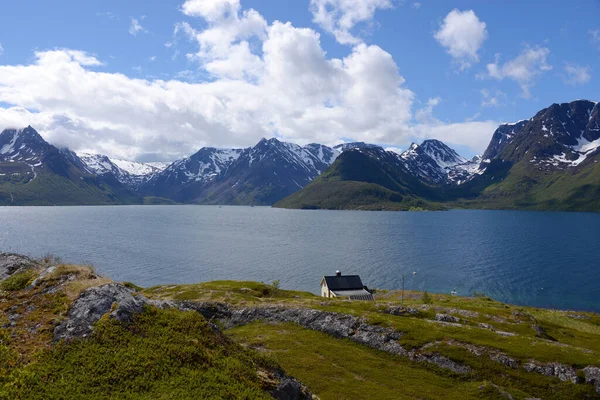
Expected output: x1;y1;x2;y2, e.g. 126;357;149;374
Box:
309;0;393;45
0;1;498;161
0;43;3;57
434;9;487;71
485;46;552;98
415;97;441;123
129;17;147;36
412;2;421;10
413;120;498;154
181;0;240;21
563;63;591;85
149;56;157;62
480;89;506;108
175;1;267;80
385;146;403;154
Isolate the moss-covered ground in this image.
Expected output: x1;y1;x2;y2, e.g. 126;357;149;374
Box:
2;264;599;399
145;281;600;399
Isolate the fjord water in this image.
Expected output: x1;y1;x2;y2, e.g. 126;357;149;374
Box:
0;206;598;312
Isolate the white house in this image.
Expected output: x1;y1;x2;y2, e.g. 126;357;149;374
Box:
320;271;374;301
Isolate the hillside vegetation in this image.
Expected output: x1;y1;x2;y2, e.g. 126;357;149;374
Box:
2;253;600;399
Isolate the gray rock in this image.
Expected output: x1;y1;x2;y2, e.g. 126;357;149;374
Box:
221;306;409;357
172;303;475;374
410;352;471;374
269;372;313;400
523;361;581;384
54;283;150;341
446;340;518;369
447;308;479;319
0;253;38;281
435;313;461;323
384;306;420;316
489;352;519;369
566;313;590;320
583;366;600;394
531;324;557;341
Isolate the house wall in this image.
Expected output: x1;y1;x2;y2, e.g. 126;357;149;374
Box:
321;283;331;298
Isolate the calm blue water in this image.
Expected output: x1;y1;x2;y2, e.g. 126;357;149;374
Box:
0;206;598;312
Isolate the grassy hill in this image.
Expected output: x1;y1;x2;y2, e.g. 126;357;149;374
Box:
0;170;140;206
2;254;600;399
274;150;445;211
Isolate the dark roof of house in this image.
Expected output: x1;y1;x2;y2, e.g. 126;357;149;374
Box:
323;275;365;291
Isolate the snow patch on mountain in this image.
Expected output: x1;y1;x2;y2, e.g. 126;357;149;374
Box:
112;159;168;176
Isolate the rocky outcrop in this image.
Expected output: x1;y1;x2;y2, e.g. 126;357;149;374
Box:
523;361;581;384
224;306;408;357
584;366;600;394
182;304;471;374
435;313;461;323
0;252;38;281
54;288;315;399
384;305;420;316
54;283;150;341
409;352;471;374
531;324;557;341
262;369;314;400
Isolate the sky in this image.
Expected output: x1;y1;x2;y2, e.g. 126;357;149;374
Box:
0;0;599;162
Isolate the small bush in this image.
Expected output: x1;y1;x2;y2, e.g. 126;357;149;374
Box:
0;270;36;291
123;282;143;291
40;253;62;266
422;291;432;304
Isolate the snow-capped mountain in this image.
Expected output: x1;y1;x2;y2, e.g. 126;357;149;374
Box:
420;139;467;168
112;159;169;177
0;127;138;205
78;153;168;188
140;138;346;205
399;140;481;185
0;126;53;182
481;100;600;171
140;147;246;199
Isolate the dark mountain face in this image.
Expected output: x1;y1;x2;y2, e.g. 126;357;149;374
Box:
399;141;480;185
187;138;335;205
480;100;600;171
450;100;600;211
139;146;246;201
400;143;449;184
0;126;137;205
420;139;466;167
140;138;341;205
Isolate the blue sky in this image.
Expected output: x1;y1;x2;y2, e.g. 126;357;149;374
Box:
0;0;599;161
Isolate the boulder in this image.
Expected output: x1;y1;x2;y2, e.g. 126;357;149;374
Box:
54;283;150;341
523;361;581;384
384;306;420;316
0;252;38;281
583;366;600;394
435;313;461;323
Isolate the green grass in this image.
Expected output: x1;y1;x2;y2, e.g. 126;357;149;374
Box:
228;322;482;400
0;270;37;291
143;280;316;304
228;322;599;399
0;308;278;400
4;269;600;400
145;282;600;369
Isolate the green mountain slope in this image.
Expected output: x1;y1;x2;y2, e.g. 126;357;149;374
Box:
277;100;600;212
274;149;444;210
0;127;139;206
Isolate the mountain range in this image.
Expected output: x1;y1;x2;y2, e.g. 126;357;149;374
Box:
1;99;599;210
